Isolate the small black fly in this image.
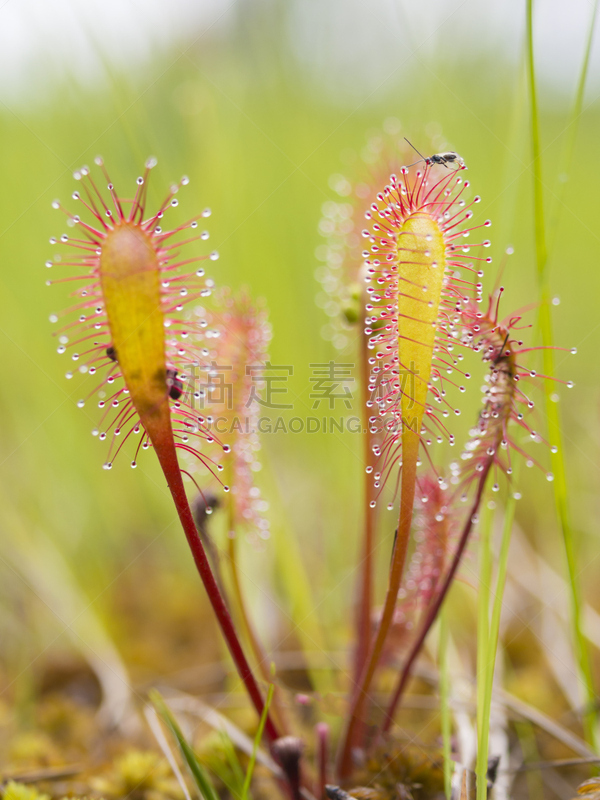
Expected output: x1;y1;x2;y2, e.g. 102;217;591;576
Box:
404;137;465;169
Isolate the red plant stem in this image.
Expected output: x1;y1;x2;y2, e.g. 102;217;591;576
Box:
337;433;419;779
381;458;493;732
154;437;281;745
353;311;377;690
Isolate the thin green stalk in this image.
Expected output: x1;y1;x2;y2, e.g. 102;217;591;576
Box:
476;485;518;800
476;498;494;800
439;606;453;800
526;0;547;274
481;490;518;780
152;691;221;800
548;0;600;247
241;681;275;800
218;731;247;798
526;0;597;748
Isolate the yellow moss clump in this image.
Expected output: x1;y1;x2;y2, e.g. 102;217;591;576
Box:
1;782;49;800
91;749;183;800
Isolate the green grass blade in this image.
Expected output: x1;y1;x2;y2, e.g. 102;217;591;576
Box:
484;492;517;717
196;732;245;800
476;488;519;800
480;487;518;800
241;681;275;800
525;0;597;749
548;0;600;245
219;731;247;796
526;0;548;279
151;691;221;800
476;498;494;800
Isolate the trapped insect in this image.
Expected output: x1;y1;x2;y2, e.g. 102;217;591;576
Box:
166;368;184;400
105;345;183;399
404;137;466;169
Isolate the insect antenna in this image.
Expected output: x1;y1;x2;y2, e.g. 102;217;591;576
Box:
404;137;428;167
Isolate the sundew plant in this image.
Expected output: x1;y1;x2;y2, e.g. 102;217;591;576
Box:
34;6;599;800
46;150;580;799
48;159;284;750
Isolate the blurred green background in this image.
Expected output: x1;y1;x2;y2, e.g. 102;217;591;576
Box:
0;0;599;707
